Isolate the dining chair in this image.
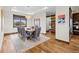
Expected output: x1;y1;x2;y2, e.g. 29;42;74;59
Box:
37;27;41;37
17;27;22;34
31;26;41;41
17;27;30;40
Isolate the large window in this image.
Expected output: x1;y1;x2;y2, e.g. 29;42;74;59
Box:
13;15;27;27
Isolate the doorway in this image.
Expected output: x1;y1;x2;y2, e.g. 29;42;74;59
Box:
73;13;79;35
69;6;79;44
46;15;56;35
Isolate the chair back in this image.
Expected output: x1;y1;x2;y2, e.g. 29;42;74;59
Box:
21;27;27;38
34;26;41;39
17;27;27;38
17;27;22;34
37;27;41;37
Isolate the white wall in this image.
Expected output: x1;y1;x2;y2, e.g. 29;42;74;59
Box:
32;11;46;33
70;18;73;34
0;8;1;32
0;8;4;49
56;6;70;42
3;7;46;34
3;8;17;33
3;7;32;33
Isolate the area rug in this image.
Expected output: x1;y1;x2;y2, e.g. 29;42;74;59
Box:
10;34;50;52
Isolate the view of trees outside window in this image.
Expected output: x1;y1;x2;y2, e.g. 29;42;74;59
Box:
13;15;27;27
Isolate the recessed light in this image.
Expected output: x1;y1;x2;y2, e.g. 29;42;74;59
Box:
43;7;48;10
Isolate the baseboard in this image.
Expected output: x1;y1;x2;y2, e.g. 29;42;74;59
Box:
56;39;69;44
4;32;18;36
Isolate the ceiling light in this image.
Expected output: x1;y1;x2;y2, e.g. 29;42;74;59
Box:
33;7;48;14
43;7;48;10
11;9;17;12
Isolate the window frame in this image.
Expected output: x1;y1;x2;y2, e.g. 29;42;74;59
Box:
13;15;27;27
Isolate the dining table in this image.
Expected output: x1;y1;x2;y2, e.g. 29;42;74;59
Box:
25;27;35;40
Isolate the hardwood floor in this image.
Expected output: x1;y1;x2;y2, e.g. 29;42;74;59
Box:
2;35;16;52
26;32;79;53
2;32;79;53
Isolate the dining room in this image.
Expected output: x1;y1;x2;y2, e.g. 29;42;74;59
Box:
1;6;50;52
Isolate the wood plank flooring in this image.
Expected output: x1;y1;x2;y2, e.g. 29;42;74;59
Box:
2;35;16;52
2;32;79;53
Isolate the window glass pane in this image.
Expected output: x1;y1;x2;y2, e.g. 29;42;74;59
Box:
20;17;27;26
13;15;27;27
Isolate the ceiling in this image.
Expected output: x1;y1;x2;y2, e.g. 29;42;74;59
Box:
2;6;56;16
2;6;79;16
71;6;79;13
46;6;56;16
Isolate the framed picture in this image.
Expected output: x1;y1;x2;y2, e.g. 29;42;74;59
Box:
58;15;65;23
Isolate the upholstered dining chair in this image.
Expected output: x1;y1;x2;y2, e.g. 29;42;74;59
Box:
31;26;41;41
17;27;22;34
17;27;30;40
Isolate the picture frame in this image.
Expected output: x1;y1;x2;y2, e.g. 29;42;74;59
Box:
58;15;65;23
